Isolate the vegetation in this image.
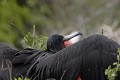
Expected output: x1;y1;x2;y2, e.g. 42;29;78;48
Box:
21;25;48;50
1;0;120;47
0;0;52;45
14;77;30;80
105;48;120;80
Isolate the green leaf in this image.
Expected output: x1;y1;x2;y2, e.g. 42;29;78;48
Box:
105;48;120;80
21;25;48;50
18;77;22;80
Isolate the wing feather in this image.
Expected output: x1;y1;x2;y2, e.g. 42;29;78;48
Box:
27;35;120;80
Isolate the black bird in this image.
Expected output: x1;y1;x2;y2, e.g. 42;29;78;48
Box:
11;32;82;77
27;34;120;80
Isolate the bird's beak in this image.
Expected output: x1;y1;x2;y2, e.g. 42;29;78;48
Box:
63;32;83;41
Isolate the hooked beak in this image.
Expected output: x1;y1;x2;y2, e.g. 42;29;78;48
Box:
63;32;83;41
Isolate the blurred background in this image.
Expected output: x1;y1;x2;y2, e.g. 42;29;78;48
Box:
0;0;120;48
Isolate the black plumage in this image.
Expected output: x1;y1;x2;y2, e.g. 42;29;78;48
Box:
0;42;40;77
0;42;18;61
0;43;42;78
12;32;82;77
12;48;42;77
27;34;120;80
0;32;90;80
46;34;66;53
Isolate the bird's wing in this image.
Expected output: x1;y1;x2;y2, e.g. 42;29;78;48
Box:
12;48;44;77
12;48;39;64
27;34;120;80
0;42;18;61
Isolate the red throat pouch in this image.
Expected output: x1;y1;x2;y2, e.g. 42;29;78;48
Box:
64;41;73;47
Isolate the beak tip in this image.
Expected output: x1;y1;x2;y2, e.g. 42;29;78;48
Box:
78;32;83;36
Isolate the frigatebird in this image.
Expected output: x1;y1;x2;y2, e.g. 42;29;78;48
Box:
13;32;82;77
0;32;82;78
27;34;120;80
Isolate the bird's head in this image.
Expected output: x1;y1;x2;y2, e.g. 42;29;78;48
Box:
47;32;82;53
